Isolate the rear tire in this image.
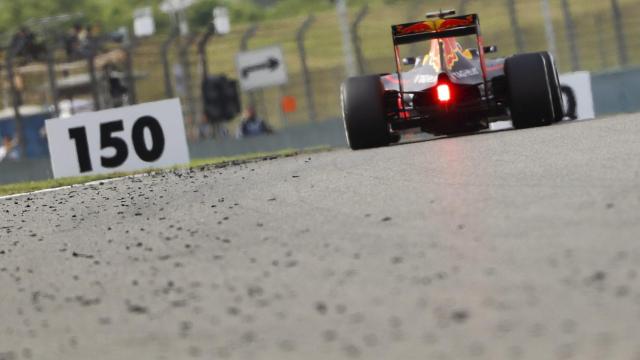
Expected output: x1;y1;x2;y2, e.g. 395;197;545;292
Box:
341;75;391;150
505;52;561;129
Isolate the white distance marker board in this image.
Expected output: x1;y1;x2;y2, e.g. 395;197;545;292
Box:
46;99;190;179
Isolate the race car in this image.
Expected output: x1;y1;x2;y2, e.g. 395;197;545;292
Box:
341;10;564;150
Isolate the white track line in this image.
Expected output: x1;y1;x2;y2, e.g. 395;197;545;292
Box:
0;172;153;200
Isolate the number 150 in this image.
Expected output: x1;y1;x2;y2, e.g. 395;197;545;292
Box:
68;116;165;173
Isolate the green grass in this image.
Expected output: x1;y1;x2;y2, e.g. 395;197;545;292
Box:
0;147;332;197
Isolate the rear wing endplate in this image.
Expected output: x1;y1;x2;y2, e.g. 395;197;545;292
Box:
391;14;479;45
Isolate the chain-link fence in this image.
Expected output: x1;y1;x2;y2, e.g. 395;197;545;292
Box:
1;0;639;153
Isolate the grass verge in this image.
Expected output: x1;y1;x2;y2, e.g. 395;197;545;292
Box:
0;147;332;197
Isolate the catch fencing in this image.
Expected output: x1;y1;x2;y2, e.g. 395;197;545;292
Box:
0;0;639;152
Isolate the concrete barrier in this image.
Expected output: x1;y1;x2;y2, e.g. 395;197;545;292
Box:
592;67;640;116
0;158;53;184
189;118;346;159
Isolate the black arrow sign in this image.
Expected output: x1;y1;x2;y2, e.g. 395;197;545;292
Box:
242;57;280;78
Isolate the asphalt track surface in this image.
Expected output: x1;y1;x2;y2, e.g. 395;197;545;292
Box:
2;114;640;360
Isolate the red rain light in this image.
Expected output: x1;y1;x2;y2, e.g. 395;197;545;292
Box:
437;84;451;102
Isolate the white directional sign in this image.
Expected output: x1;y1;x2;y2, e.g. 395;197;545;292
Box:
46;99;190;179
236;46;288;91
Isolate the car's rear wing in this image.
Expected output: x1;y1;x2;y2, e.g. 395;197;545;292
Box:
390;13;490;112
391;14;479;45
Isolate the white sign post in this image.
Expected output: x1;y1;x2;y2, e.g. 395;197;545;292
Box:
160;0;195;36
559;71;595;121
160;0;195;13
236;46;288;91
213;7;231;35
133;7;156;37
46;99;190;179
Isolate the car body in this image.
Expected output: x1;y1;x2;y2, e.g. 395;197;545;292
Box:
341;10;564;150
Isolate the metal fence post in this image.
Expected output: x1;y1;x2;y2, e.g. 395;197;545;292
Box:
351;5;369;76
595;15;608;69
336;0;357;78
0;63;3;109
506;0;525;53
86;38;101;110
161;28;180;99
406;1;421;56
196;23;221;139
124;38;137;105
297;15;316;123
4;49;25;155
240;25;258;108
540;0;558;60
45;44;60;117
179;33;199;134
610;0;628;67
560;0;580;71
458;0;469;14
0;62;5;109
239;25;258;52
197;23;216;79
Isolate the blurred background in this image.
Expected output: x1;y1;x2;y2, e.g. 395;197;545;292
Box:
0;0;639;182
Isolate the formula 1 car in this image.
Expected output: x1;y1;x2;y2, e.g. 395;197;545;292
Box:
341;10;564;149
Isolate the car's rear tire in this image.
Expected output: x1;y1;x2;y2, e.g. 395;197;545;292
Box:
341;75;391;150
505;52;562;129
540;52;564;123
